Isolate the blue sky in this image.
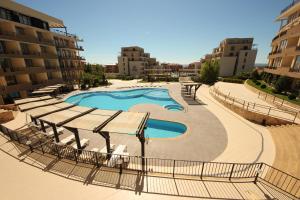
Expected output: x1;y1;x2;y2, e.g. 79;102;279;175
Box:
17;0;290;65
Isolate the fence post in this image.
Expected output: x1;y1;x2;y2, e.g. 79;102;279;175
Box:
201;162;205;180
229;163;235;181
74;149;78;163
254;163;263;184
119;155;123;174
293;112;298;123
173;160;176;177
95;152;99;168
40;141;44;154
267;107;271;116
15;133;20;144
55;145;60;159
258;92;260;98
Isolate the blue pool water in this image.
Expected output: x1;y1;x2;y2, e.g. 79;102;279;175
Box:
66;88;183;111
145;119;186;138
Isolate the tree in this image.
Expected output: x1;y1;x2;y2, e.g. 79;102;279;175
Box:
199;61;219;84
274;76;292;93
250;69;260;80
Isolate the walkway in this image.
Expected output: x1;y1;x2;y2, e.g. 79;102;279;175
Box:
268;124;300;178
0;134;294;200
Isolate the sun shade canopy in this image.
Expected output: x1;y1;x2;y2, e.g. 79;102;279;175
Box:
14;95;52;105
18;99;62;111
25;102;74;118
63;109;120;131
39;106;92;125
101;112;149;135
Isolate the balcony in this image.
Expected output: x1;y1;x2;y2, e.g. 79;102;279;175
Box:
0;82;32;94
55;43;84;51
281;0;300;14
0;30;55;46
0;50;58;59
58;54;85;60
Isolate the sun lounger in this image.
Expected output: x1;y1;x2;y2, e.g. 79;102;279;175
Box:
72;138;89;149
107;145;128;167
100;143;116;154
59;135;75;145
45;127;64;137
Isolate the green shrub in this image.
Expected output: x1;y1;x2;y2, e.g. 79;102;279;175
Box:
200;61;219;84
219;77;244;84
255;82;261;86
288;94;297;100
251;69;260;80
274;76;292;93
260;84;267;89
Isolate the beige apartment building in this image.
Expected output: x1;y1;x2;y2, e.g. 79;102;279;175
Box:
0;0;84;104
264;0;300;89
118;46;159;77
201;38;257;77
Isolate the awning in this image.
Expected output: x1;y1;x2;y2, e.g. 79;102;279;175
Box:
101;112;149;135
39;106;92;125
14;95;52;105
25;102;73;118
31;89;56;94
63;109;120;131
18;99;62;111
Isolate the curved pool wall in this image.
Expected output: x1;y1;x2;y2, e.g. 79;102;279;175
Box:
65;88;183;111
145;119;187;138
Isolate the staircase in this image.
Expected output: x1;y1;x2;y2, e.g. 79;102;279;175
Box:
268;124;300;178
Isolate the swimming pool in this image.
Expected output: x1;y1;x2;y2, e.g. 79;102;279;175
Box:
65;88;183;111
145;119;186;138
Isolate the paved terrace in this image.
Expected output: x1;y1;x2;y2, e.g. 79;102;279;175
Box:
0;134;295;200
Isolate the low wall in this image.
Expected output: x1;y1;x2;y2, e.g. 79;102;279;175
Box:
0;104;18;111
210;88;294;126
0;110;14;123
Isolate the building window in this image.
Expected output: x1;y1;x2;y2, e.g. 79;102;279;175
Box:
24;59;33;67
272;57;282;68
245;52;248;57
243;46;248;50
244;58;246;63
242;65;245;69
5;75;17;86
229;53;234;56
0;7;11;20
278;39;287;51
0;58;11;72
15;27;25;35
19;14;31;26
293;56;300;71
230;46;235;51
0;41;5;53
20;43;29;54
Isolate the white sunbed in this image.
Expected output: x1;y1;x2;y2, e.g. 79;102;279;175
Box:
45;127;64;137
100;143;116;154
72;138;89;149
107;145;128;167
59;135;75;145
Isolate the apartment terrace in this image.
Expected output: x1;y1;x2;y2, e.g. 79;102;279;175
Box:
0;29;54;46
0;50;58;59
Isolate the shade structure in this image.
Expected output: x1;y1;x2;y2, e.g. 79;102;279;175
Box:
18;99;62;111
31;89;56;95
100;112;149;135
39;106;92;125
63;109;120;131
44;84;66;89
14;95;52;105
25;102;74;118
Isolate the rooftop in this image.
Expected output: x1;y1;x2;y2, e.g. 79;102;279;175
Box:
0;0;64;27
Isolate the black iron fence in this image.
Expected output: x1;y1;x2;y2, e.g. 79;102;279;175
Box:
0;124;299;199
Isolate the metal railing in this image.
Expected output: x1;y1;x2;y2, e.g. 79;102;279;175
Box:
0;124;299;199
281;0;300;14
210;87;299;123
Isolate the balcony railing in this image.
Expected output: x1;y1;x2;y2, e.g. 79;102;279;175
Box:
0;50;58;59
58;54;85;60
281;0;300;14
55;43;84;51
0;30;55;46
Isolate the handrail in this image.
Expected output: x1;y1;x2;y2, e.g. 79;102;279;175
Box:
210;86;298;123
0;124;299;199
